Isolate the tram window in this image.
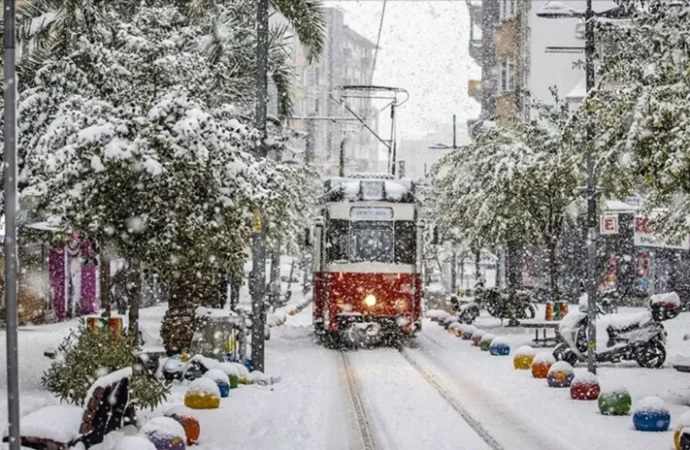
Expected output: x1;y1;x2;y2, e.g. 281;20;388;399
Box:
350;222;394;263
326;220;349;263
395;221;416;264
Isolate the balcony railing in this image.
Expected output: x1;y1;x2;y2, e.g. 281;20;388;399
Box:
467;79;482;103
469;38;483;64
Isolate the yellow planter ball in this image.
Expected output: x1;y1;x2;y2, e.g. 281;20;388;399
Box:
513;346;537;370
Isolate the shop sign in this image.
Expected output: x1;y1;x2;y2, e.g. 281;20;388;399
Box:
600;214;619;235
634;217;690;250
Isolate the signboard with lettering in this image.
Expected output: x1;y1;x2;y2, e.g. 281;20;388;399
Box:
600;214;619;235
350;207;394;221
634;217;690;250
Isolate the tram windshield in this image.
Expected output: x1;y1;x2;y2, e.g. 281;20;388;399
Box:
350;222;395;263
326;220;416;264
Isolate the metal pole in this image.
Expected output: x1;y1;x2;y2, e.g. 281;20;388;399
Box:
4;0;21;446
450;250;457;294
339;138;345;177
584;0;597;375
452;114;456;148
251;0;269;373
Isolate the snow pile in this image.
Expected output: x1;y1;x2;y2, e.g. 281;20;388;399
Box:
427;309;450;320
650;292;680;307
571;370;598;384
247;370;282;386
634;396;668;413
459;324;477;334
216;362;240;377
533;352;556;364
267;310;288;327
19;405;83;443
548;361;574;375
187;377;221;397
203;368;229;384
442;315;458;326
114;435;157;450
141;416;185;445
515;345;536;356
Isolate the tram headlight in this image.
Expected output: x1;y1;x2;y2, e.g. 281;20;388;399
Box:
364;294;377;307
395;299;407;311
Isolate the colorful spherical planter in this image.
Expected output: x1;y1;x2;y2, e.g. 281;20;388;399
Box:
570;371;600;400
513;346;536;370
673;411;690;449
217;362;241;389
479;333;495;351
142;417;187;450
471;330;486;346
633;396;671;432
531;352;556;379
547;361;575;388
166;413;201;446
598;386;632;416
203;369;230;398
448;322;461;336
461;325;477;341
184;378;221;410
489;337;510;356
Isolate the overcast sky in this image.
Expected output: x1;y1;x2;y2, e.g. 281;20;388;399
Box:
325;1;481;141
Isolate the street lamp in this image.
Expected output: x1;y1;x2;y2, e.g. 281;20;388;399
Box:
537;0;598;374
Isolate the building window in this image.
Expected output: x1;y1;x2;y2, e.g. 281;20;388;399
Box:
315;99;320;114
499;58;515;93
500;0;516;20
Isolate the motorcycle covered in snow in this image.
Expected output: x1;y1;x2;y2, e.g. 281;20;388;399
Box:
554;292;681;368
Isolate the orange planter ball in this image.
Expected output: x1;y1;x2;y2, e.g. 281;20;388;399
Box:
531;352;556;379
513;346;537;370
167;413;201;445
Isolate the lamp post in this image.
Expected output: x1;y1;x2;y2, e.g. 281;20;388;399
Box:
537;0;598;374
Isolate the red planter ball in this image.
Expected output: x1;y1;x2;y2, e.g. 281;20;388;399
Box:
570;372;600;400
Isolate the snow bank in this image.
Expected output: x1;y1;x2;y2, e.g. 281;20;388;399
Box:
19;405;83;443
533;352;556;364
650;292;680;307
515;345;536;357
634;396;668;413
187;378;221;397
114;435;156;450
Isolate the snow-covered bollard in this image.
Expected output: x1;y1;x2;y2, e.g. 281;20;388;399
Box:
442;315;458;329
633;396;671;432
427;309;450;322
479;333;495;351
547;361;575;388
141;417;186;450
513;346;536;370
184;378;221;410
203;368;231;398
217;362;241;389
448;321;461;336
489;337;510;356
471;330;486;347
531;352;556;379
570;371;600;400
598;384;632;416
673;411;690;450
114;435;157;450
460;325;477;341
166;413;201;446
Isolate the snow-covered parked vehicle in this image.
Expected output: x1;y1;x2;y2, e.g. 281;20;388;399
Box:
554;292;681;368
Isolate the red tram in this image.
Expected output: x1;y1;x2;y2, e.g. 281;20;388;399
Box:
310;175;423;345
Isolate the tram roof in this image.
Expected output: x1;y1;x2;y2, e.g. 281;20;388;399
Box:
322;177;416;203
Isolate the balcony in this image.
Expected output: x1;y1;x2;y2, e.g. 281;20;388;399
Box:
468;79;482;103
469;38;483;65
465;0;483;29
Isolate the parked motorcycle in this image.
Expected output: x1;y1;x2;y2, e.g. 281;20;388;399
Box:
554;292;681;368
485;289;537;321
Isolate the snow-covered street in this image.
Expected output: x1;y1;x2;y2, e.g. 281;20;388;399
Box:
2;299;690;449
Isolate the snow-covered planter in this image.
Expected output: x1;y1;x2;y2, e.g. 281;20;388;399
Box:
217;362;241;389
633;396;671;432
442;315;458;329
471;330;486;346
203;368;230;398
479;333;495;351
531;352;556;379
513;346;536;370
672;412;690;450
114;435;157;450
546;361;575;388
448;321;461;336
141;417;186;450
460;325;477;340
184;378;221;410
427;309;450;322
570;371;600;400
489;337;510;356
166;413;201;446
598;385;632;416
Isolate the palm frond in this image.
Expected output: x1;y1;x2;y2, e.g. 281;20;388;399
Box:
269;0;325;62
268;23;294;119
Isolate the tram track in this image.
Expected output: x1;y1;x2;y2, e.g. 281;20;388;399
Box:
340;351;380;450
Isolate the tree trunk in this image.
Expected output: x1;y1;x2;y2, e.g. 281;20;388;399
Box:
128;259;141;336
506;241;522;296
548;240;560;302
160;270;202;355
269;249;281;305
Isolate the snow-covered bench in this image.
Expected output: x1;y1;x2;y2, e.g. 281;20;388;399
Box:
4;368;135;450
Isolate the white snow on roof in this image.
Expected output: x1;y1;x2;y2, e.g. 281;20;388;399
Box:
604;199;637;212
19;405;84;443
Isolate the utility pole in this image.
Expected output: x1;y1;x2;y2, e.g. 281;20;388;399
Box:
339;138;346;177
584;0;597;375
251;0;269;373
4;0;21;447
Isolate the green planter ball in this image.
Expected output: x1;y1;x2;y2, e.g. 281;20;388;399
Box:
229;374;240;389
479;334;495;351
598;388;632;416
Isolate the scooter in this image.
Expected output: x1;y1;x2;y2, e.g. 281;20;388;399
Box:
554;293;680;368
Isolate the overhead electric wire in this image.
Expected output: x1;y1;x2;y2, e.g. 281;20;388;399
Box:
370;0;387;84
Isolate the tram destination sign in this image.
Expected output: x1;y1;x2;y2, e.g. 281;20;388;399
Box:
350;207;394;220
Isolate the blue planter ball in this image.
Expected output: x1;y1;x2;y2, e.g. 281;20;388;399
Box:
217;382;230;398
489;339;510;356
633;397;671;432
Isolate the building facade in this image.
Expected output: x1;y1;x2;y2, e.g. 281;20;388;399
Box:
287;8;379;176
